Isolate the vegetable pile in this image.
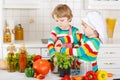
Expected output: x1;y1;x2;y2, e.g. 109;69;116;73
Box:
61;70;114;80
6;52;50;79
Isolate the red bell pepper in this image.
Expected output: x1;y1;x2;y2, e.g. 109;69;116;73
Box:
36;74;45;79
61;75;71;80
84;71;97;80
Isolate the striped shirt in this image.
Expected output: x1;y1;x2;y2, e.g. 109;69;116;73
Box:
47;26;79;56
60;33;101;71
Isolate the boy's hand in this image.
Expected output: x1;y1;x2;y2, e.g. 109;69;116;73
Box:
55;40;62;52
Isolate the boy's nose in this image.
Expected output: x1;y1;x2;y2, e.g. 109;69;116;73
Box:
57;22;62;25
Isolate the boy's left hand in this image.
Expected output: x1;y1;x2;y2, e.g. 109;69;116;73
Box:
55;40;62;52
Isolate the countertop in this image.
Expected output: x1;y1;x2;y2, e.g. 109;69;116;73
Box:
0;70;61;80
3;40;120;48
3;40;47;48
0;70;119;80
2;39;120;48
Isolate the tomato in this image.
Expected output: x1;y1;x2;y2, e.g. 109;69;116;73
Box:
61;75;71;80
56;44;62;47
33;59;50;75
32;55;42;62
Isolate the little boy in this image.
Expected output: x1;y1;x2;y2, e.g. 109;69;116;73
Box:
55;11;107;72
47;4;79;57
47;4;79;74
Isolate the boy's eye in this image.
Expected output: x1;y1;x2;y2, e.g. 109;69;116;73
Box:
60;19;65;22
60;20;65;22
56;20;58;22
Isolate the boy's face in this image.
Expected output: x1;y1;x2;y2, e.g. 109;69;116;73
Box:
54;15;71;30
82;21;95;38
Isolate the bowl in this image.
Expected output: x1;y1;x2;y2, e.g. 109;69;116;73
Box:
41;39;48;44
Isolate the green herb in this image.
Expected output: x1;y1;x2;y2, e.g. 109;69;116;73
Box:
54;52;74;69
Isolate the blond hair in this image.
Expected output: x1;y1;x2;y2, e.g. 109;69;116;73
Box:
52;4;73;21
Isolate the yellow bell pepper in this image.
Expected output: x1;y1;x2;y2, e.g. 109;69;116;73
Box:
96;70;108;80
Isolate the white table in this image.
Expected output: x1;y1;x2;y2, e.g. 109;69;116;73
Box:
0;70;119;80
0;70;60;80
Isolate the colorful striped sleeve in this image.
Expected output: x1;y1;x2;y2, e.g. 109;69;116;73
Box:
47;30;57;56
60;33;82;44
47;26;79;56
60;37;101;62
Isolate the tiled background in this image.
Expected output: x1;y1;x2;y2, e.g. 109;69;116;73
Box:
3;0;120;42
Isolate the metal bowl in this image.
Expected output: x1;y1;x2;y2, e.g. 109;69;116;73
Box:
41;39;48;44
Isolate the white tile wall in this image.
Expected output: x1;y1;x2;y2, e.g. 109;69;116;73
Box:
3;0;120;42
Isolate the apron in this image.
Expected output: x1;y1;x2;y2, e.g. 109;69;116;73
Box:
58;26;73;48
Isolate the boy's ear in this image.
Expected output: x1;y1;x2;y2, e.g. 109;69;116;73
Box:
94;30;99;37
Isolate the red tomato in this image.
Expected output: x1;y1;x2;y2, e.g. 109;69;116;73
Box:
32;55;42;62
33;59;50;75
56;44;62;47
61;75;71;80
